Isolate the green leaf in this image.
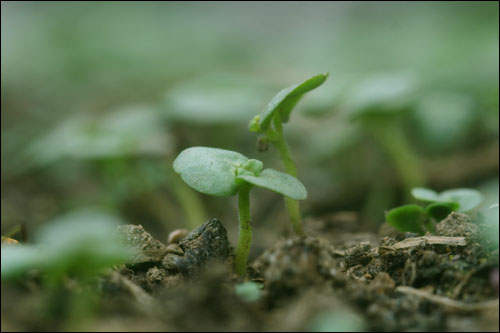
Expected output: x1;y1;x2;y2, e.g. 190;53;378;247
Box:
347;72;417;119
386;204;428;235
35;210;134;276
236;168;307;200
1;245;46;280
308;310;364;332
173;147;249;196
163;72;271;125
413;92;474;151
258;73;329;130
412;187;483;212
426;202;459;221
440;188;483;212
411;187;441;202
235;281;263;302
2;209;133;281
240;159;263;176
27;105;171;166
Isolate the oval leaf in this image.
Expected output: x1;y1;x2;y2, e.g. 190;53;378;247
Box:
426;202;459;221
347;72;417;119
163;72;271;125
411;187;441;202
386;204;428;235
1;245;46;280
259;73;329;130
173;147;248;196
236;168;307;200
440;188;483;212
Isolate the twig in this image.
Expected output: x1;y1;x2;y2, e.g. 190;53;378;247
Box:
396;286;499;312
390;236;466;250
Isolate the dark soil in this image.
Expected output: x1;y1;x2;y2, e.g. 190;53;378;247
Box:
2;213;499;331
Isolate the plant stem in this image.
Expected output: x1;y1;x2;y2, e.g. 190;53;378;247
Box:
270;114;305;236
235;184;253;276
271;114;297;177
367;119;425;199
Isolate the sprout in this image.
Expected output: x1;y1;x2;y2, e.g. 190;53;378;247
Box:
249;73;328;235
163;72;271;125
386;187;483;235
173;147;307;276
235;281;263;302
1;209;134;283
27;105;171;167
347;72;425;197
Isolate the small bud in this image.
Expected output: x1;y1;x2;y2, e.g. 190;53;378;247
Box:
248;115;261;133
242;159;263;176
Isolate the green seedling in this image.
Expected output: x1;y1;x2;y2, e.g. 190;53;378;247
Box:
235;281;263;302
173;147;307;276
347;73;425;198
26;106;206;230
308;309;364;332
386;187;483;235
477;203;499;250
1;209;134;329
1;209;133;282
248;73;328;235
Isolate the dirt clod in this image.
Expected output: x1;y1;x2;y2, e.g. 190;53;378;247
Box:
162;218;231;275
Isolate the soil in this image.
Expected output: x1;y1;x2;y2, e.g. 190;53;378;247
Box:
1;212;499;332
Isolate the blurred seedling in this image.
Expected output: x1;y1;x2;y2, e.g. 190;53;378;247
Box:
248;73;328;235
25;105;205;230
173;147;307;276
235;281;263;302
477;203;499;250
1;210;134;329
386;187;483;235
347;73;425;198
308;309;364;332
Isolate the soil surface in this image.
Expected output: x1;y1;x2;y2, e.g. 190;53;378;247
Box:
1;212;499;331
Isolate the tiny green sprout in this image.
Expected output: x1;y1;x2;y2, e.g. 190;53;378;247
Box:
173;147;307;276
347;73;424;198
1;210;134;282
477;202;499;250
249;73;328;235
386;187;483;235
235;281;263;302
1;210;134;328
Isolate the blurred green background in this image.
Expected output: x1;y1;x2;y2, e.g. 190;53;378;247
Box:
1;2;498;252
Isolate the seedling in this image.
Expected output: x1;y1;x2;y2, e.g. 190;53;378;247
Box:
173;146;307;276
26;106;206;230
1;210;134;329
347;73;425;198
2;209;133;282
478;203;499;250
386;187;483;235
248;73;328;235
235;281;263;302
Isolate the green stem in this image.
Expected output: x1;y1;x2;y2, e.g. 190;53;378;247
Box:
367;119;425;199
235;185;253;276
270;114;304;235
271;114;297;177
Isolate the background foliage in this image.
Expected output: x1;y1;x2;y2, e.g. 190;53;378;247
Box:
1;2;498;250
